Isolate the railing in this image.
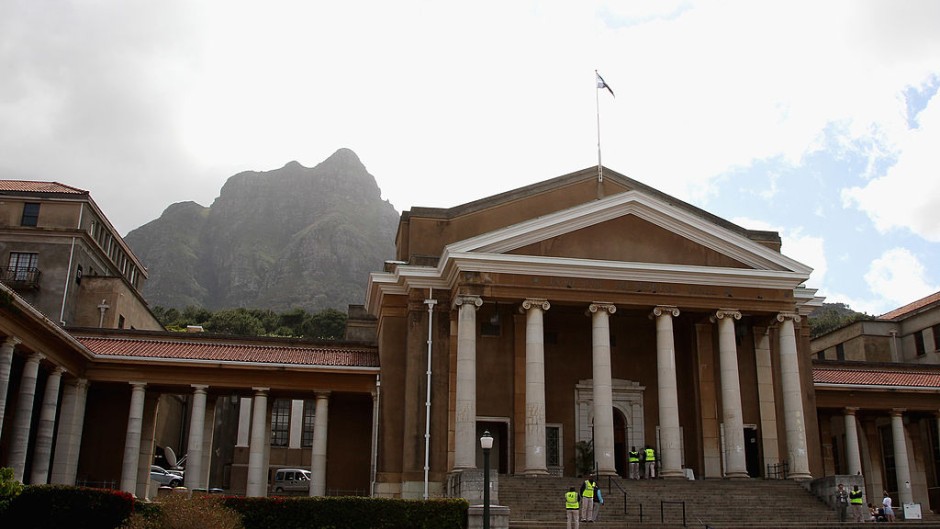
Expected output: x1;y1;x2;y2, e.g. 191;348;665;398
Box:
607;475;643;523
766;460;789;479
661;499;687;527
0;267;41;290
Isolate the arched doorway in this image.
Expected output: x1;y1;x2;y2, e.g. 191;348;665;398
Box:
614;408;626;476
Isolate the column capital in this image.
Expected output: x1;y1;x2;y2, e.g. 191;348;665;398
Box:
251;387;269;396
3;336;22;347
129;381;147;389
521;298;550;311
844;407;859;415
588;302;616;315
74;378;89;391
50;366;66;377
891;408;906;417
775;312;801;323
191;384;209;393
315;391;332;400
651;305;680;318
714;309;742;321
26;352;46;364
453;295;483;310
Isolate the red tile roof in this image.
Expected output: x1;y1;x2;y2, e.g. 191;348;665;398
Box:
76;336;379;369
878;290;940;320
0;180;88;194
814;367;940;388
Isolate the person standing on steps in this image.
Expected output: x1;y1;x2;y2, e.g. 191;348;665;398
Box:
565;486;581;529
628;446;640;480
882;491;895;522
592;484;604;522
644;445;657;479
579;473;596;522
849;485;864;522
835;483;849;522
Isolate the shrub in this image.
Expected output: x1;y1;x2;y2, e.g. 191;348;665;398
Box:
122;494;243;529
222;496;467;529
0;467;23;518
4;485;135;529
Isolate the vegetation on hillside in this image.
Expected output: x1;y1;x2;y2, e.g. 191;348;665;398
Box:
152;306;347;340
808;302;874;338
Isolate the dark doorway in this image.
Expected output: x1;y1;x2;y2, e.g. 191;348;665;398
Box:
614;409;626;477
745;427;760;477
477;421;510;474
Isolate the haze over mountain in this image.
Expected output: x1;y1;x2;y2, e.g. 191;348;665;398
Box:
125;149;399;313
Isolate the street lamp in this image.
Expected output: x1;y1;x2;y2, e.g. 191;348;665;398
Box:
480;430;493;529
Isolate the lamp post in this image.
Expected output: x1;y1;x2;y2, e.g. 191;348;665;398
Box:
480;430;493;529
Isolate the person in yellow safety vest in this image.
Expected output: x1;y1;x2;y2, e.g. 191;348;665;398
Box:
850;485;864;523
644;445;657;479
565;486;580;529
628;446;641;480
579;474;596;522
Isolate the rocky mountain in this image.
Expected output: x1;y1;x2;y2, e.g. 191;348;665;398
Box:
125;149;399;312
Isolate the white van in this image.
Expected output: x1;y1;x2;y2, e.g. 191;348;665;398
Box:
272;468;311;493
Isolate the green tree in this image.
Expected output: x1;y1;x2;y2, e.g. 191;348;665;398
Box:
808;303;873;338
205;308;265;336
302;308;347;340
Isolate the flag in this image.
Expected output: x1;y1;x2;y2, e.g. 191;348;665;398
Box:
596;71;615;98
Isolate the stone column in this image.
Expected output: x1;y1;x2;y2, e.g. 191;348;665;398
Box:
184;385;209;490
714;309;748;478
310;391;331;496
652;306;683;478
0;336;21;439
753;326;780;470
10;352;43;482
51;379;88;485
453;295;482;470
844;407;862;476
136;392;160;499
120;382;147;494
246;387;269;497
589;302;617;476
201;397;217;489
522;298;550;476
776;313;811;479
29;366;65;484
891;409;913;505
236;397;252;447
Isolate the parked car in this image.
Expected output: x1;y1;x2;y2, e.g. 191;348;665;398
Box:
150;465;183;487
271;468;311;493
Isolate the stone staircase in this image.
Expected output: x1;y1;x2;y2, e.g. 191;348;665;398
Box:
497;475;940;528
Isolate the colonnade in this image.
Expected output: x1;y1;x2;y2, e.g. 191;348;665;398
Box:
450;298;811;480
838;407;918;505
0;335;333;498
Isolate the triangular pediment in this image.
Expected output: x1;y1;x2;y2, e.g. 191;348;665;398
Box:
444;190;811;276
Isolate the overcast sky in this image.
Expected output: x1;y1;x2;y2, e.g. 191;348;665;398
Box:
2;0;938;315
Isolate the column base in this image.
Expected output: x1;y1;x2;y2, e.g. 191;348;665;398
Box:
522;469;550;477
660;470;685;479
725;471;750;480
789;473;813;481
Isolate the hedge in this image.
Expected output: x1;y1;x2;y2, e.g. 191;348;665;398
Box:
222;496;468;529
2;485;135;529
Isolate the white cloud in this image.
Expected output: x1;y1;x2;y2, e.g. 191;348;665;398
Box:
731;217;826;288
842;87;940;242
828;247;939;314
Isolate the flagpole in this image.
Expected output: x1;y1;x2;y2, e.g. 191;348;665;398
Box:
596;70;603;183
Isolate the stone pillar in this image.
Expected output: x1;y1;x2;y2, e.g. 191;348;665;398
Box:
776;313;811;479
753;326;780;470
310;391;331;496
0;336;21;439
844;407;862;476
29;366;65;484
652;306;683;478
10;352;43;482
201;397;217;489
522;298;550;476
51;379;88;485
715;309;748;478
120;382;147;494
454;295;482;470
236;397;252;447
136;392;160;499
184;385;209;490
246;387;269;497
589;302;617;476
891;409;913;505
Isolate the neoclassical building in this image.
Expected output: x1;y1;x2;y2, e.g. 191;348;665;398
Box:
812;290;940;512
367;167;824;498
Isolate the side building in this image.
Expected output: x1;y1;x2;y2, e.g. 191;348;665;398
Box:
812;290;940;513
0;180;161;330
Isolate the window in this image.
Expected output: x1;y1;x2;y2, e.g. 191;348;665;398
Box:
302;399;316;447
20;203;39;226
271;399;291;447
118;315;125;329
934;324;940;352
836;343;845;361
546;425;561;467
8;252;38;280
915;331;926;357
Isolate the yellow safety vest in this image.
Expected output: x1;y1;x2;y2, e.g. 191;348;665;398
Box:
850;490;863;504
628;451;640;462
582;480;595;498
566;491;580;509
645;448;656;462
